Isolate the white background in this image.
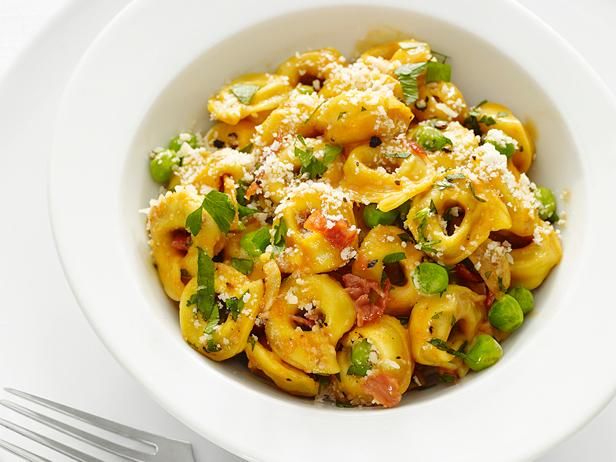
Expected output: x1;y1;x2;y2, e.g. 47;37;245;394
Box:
0;1;614;461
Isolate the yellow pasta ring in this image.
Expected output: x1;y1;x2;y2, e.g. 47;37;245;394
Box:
409;285;484;373
179;263;264;361
265;274;356;374
245;340;319;397
337;315;413;406
341;144;436;212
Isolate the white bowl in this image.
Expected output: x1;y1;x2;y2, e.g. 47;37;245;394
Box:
49;0;616;460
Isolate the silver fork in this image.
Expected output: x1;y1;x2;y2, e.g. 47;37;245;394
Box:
0;388;195;461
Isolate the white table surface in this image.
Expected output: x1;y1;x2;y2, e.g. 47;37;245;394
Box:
0;1;614;461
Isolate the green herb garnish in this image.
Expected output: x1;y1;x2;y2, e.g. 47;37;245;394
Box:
413;206;440;254
384;151;411;159
431;50;449;64
434;173;466;190
230;83;260;104
240;227;271;257
238;143;254;153
185;206;204;236
295;138;342;179
187;248;216;320
202;190;235;233
231;257;254;275
487;140;516;158
186;190;235;235
464;100;496;135
238;204;258;219
425;62;451;83
272;218;287;252
225;295;245;321
414;125;452;151
394;62;427;105
383;252;406;264
468;182;487;202
428;338;466;358
303;101;325;124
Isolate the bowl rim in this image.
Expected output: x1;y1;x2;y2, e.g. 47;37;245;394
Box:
49;0;616;461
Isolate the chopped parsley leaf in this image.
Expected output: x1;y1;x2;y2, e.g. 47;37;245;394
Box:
225;295;245;321
303;101;324;124
185;205;203;236
394;62;427;105
202;190;235;233
230;83;260;104
231;257;253;275
425;61;451;83
428;338;467;358
468;182;487;202
238;143;254;153
384;151;411;159
272;218;287;252
383;252;406;264
295;139;342;179
187;248;216;321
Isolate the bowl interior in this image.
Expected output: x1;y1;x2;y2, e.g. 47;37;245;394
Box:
121;5;585;407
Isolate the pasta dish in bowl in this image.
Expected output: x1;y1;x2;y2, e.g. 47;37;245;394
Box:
144;40;561;407
49;0;616;459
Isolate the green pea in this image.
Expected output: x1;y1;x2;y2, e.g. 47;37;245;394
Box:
412;262;449;294
240;227;271;257
168;133;198;152
464;334;503;371
363;204;398;228
149;150;179;184
535;186;557;221
414;125;453;151
507;287;534;315
488;294;524;332
347;338;372;377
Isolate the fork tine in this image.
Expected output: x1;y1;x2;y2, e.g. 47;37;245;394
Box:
0;438;52;462
5;388;161;446
0;417;103;462
0;400;148;461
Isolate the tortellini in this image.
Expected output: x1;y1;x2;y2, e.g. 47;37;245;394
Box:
510;224;562;289
471;101;534;172
145;37;564;408
274;182;358;274
147;188;224;300
245;340;319;397
406;176;512;265
319;89;412;145
409;285;484;374
179;263;263;361
353;225;423;316
413;81;468;122
277;48;344;87
341;143;436;211
337;316;413;407
265;274;356;374
208;73;292;125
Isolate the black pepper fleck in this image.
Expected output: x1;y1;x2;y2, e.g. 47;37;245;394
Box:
369;136;382;148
